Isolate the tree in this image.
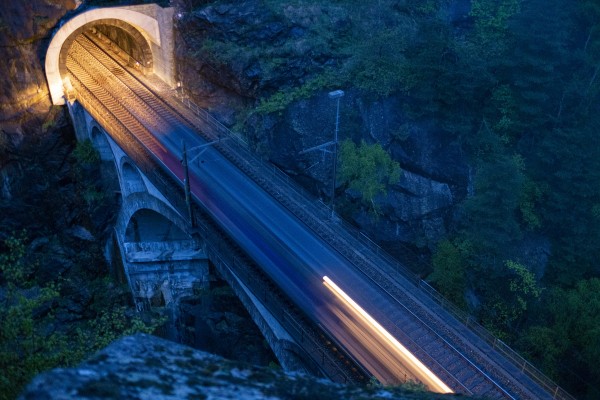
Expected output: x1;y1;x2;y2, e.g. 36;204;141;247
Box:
0;232;63;400
519;279;600;399
345;27;410;96
459;153;525;254
479;260;542;338
428;239;468;309
338;139;401;211
495;0;576;142
470;0;521;57
534;123;600;284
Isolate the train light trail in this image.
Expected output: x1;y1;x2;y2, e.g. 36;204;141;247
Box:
323;275;453;394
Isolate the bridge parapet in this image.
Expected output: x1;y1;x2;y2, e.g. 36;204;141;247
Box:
124;240;206;263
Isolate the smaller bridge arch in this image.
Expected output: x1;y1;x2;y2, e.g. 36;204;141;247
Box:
125;208;189;243
121;161;147;197
90;125;113;161
116;191;193;244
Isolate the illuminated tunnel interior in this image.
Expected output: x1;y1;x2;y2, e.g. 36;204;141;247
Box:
59;18;153;85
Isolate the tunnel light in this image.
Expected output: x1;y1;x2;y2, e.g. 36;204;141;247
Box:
323;276;453;394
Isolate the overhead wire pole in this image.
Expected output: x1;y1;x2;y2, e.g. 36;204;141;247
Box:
182;140;195;228
328;90;344;220
297;90;345;220
181;138;226;228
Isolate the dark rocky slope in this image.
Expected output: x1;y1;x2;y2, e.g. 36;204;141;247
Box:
20;334;474;400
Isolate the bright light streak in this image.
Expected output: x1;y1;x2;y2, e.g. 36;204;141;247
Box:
323;275;453;394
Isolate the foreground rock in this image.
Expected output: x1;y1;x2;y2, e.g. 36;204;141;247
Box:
20;334;471;400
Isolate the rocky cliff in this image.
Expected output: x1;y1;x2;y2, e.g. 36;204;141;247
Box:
0;0;79;202
20;334;473;400
174;0;472;270
0;0;78;122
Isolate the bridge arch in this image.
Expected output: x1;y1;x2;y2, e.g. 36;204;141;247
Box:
120;159;147;197
45;5;174;105
116;191;192;244
126;208;189;243
90;125;113;161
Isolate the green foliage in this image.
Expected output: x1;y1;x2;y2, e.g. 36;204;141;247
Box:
534;123;600;284
0;232;164;400
460;154;525;253
0;233;62;400
518;179;543;231
479;260;542;338
487;85;518;144
82;306;164;351
398;380;427;392
70;140;106;214
255;71;338;115
338;139;401;210
519;280;600;399
414;0;440;15
0;230;31;283
344;27;410;96
471;0;521;54
429;240;468;309
71;139;100;166
505;260;542;310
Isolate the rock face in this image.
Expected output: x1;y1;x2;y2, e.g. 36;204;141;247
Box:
178;283;277;367
0;0;78;122
19;334;470;400
175;0;471;267
267;93;468;261
174;0;347;124
0;0;79;201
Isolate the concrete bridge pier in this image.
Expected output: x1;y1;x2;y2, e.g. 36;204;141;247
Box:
107;146;211;342
67;100;210;341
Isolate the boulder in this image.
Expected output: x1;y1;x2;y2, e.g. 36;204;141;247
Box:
19;334;469;400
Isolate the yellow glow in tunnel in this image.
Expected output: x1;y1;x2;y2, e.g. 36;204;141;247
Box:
323;275;453;394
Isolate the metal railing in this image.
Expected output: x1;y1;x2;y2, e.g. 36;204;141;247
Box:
69;40;575;395
170;87;575;400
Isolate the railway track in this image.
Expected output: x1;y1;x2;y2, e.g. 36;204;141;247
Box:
66;31;368;385
65;31;552;399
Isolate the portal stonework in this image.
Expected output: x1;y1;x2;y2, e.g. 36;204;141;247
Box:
45;4;175;105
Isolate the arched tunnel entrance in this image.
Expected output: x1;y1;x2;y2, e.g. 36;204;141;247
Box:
58;19;153;100
45;5;175;105
87;21;153;71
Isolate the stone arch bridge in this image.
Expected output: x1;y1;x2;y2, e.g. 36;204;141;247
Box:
68;96;311;374
49;3;313;376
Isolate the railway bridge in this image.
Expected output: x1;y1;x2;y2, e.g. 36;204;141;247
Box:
44;3;573;399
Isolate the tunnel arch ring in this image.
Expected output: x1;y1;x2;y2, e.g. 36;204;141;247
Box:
45;8;161;105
